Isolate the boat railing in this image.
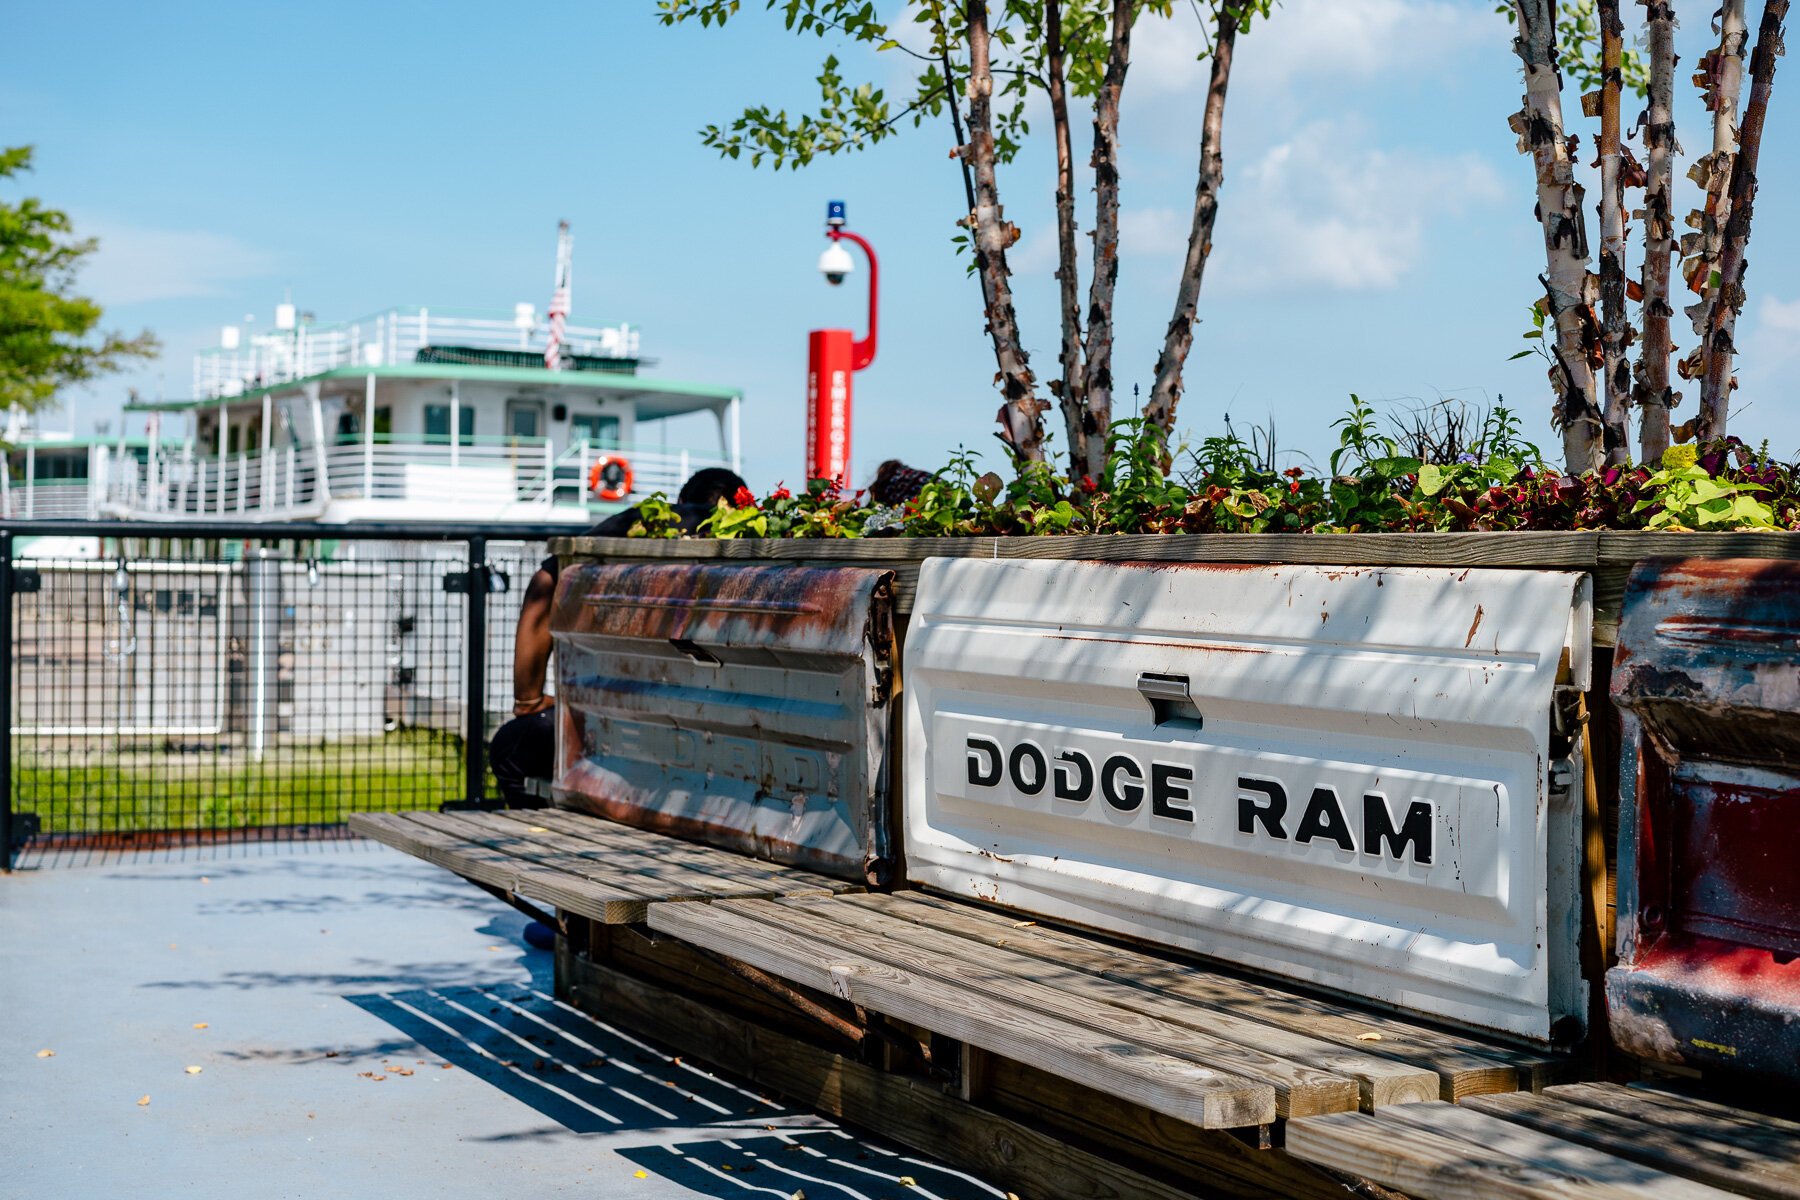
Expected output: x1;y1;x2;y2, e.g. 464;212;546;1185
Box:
192;307;642;399
0;479;99;520
95;437;726;521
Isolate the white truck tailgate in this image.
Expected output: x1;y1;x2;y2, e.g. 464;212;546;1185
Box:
903;558;1590;1042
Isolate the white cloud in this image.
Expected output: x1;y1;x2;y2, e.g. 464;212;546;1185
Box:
1120;118;1506;294
1760;296;1800;335
1134;0;1494;96
76;221;284;305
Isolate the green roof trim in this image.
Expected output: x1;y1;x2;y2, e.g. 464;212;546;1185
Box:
126;363;742;413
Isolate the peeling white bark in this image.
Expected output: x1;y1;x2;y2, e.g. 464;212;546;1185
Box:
1512;0;1603;472
1635;0;1680;460
1080;0;1131;464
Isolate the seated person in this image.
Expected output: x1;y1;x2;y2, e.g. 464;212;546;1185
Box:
487;467;749;809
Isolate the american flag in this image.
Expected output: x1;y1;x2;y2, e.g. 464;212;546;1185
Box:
544;220;572;371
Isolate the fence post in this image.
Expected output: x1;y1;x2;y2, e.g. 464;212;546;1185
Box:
1;531;14;871
464;535;488;806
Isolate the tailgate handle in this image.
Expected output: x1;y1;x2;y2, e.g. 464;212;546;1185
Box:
1137;672;1203;729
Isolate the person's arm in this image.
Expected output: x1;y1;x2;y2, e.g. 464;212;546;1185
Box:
512;567;557;716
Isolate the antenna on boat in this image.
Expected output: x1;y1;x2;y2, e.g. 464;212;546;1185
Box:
544;220;573;371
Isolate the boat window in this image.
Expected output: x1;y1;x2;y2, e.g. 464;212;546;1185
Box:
570;414;621;449
374;406;392;437
424;404;476;445
506;399;544;441
336;411;360;444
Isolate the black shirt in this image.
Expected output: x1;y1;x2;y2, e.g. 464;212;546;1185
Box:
540;502;717;583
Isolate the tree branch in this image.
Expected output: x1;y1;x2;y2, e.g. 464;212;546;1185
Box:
966;0;1046;459
1146;1;1237;449
1079;0;1132;469
1697;0;1787;440
1596;0;1633;464
1046;0;1090;475
1634;0;1679;460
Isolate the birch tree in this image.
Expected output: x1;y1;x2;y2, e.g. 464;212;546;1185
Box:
1145;2;1241;447
1693;0;1788;441
1593;0;1635;464
1510;0;1605;472
656;0;1265;479
1635;0;1680;461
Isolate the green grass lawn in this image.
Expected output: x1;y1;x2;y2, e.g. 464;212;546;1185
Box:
13;728;471;835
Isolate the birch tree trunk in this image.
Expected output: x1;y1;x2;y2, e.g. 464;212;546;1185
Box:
1080;0;1132;462
1697;0;1785;441
965;0;1046;459
1679;0;1746;388
1511;0;1603;473
1595;0;1633;464
1635;0;1680;461
1046;0;1092;475
1145;3;1238;445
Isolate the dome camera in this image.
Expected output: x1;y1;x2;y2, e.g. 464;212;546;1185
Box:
818;241;856;286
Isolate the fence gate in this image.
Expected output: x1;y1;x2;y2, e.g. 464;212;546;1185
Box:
0;521;582;866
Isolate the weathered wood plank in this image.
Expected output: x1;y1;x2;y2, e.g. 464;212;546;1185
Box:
732;896;1365;1118
557;529;1800;568
779;893;1432;1113
561;951;1226;1200
348;812;657;923
1620;1082;1800;1148
485;809;846;897
863;891;1554;1099
1287;1103;1740;1200
1466;1089;1800;1200
646;896;1276;1128
418;811;719;902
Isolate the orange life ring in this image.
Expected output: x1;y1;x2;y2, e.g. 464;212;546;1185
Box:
587;454;633;501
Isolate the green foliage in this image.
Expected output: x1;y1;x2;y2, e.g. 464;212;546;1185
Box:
628;493;685;538
1633;443;1777;530
656;1;1272;173
0;146;158;413
1492;0;1650;98
625;402;1799;542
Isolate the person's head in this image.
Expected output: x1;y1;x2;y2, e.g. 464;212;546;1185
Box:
678;467;749;508
869;459;930;506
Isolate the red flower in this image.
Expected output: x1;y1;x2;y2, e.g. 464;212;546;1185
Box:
1079;474;1097;493
1289;480;1302;495
732;486;756;508
770;484;792;501
1283;467;1305;478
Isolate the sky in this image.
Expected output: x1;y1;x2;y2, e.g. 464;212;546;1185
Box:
5;0;1798;490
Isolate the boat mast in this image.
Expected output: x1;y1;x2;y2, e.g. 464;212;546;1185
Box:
544;220;573;371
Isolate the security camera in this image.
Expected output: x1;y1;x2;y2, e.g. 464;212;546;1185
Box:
818;241;856;286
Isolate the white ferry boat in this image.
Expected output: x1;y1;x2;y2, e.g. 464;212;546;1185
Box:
39;228;743;525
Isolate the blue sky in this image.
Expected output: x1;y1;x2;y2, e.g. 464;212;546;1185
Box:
6;0;1797;488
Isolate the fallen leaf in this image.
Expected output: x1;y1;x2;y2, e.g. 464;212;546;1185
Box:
324;1051;339;1058
486;946;503;952
1011;920;1037;928
1356;1032;1383;1042
790;1191;807;1200
199;877;210;884
721;1165;734;1171
1007;1193;1021;1200
307;1113;315;1119
35;1049;54;1058
184;1066;203;1075
391;1067;414;1077
900;1177;917;1187
528;826;550;833
137;1095;151;1106
441;1063;455;1070
192;1023;209;1030
633;1170;649;1180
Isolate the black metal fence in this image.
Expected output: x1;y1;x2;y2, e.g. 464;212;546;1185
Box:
0;520;587;867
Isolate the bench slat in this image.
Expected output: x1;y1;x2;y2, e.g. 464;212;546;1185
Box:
350;810;849;924
862;891;1554;1099
757;893;1430;1115
1464;1089;1800;1200
1287;1102;1741;1200
647;894;1277;1129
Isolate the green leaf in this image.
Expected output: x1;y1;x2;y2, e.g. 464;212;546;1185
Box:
1417;463;1449;497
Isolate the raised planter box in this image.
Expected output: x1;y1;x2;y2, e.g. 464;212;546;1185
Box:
553;530;1800;646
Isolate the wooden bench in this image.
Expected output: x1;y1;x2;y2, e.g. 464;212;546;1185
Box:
1286;1082;1800;1199
348;808;855;926
644;889;1562;1131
